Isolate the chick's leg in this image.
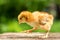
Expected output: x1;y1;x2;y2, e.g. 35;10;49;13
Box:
40;25;50;38
43;27;50;38
45;30;49;38
44;26;51;38
24;26;38;33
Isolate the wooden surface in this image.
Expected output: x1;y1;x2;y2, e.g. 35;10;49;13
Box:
0;33;60;40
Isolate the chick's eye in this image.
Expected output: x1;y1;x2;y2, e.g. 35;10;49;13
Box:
20;18;22;19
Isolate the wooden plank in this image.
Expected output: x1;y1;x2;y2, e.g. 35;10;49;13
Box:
0;33;60;40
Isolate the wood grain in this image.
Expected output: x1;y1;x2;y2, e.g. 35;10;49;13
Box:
0;33;60;40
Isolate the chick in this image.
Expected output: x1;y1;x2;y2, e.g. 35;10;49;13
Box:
18;11;54;38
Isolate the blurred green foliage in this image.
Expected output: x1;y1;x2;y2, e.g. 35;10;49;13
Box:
0;0;53;18
0;0;60;33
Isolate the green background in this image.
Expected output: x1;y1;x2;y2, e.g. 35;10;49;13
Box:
0;0;60;33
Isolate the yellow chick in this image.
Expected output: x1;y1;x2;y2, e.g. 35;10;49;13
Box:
18;11;54;38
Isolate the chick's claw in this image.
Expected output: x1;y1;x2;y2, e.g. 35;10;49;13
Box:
22;30;32;33
25;30;32;33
